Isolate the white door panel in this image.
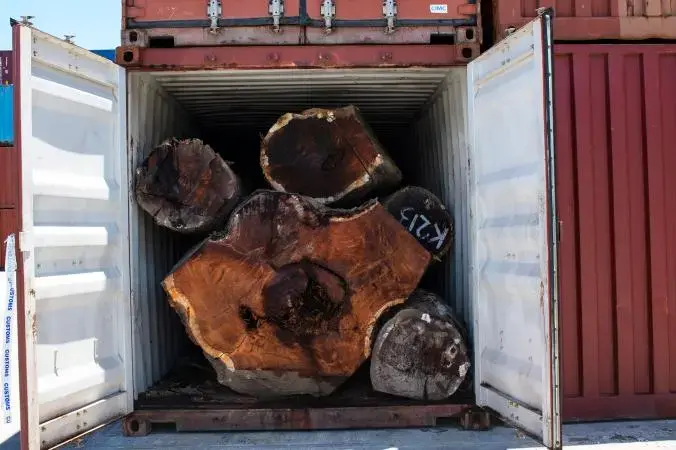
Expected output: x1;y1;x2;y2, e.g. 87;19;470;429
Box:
466;11;561;448
14;24;132;449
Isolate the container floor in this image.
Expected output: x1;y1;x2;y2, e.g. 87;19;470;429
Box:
58;420;676;449
135;357;474;410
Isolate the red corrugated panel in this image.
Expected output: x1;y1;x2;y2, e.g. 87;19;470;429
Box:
555;44;676;421
0;50;12;85
495;0;676;41
0;146;16;208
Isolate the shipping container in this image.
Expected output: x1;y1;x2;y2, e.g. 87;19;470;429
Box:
493;0;676;41
302;0;480;45
122;0;304;46
555;44;676;422
0;50;11;85
90;49;116;62
121;0;480;46
0;85;12;145
9;14;562;449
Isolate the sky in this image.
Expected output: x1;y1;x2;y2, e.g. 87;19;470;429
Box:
1;0;121;50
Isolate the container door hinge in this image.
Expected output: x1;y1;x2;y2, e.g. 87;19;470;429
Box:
383;0;397;33
321;0;336;33
269;0;284;32
207;0;222;32
18;232;32;252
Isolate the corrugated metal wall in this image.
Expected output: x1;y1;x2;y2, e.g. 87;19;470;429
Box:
408;73;473;332
494;0;676;41
127;73;198;396
555;44;676;421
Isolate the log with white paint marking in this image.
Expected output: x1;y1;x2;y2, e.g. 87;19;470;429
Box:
383;186;454;261
370;289;470;401
260;105;402;207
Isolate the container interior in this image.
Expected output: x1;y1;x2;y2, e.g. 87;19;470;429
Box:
127;67;473;407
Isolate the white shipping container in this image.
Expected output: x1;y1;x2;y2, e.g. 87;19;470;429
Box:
10;13;561;449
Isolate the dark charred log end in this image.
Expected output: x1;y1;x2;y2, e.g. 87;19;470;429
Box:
134;137;242;234
262;261;349;341
263;115;366;199
383;186;455;260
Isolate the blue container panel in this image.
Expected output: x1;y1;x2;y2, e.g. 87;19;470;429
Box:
0;85;13;145
90;49;116;62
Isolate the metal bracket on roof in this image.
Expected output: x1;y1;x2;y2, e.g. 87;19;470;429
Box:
207;0;222;32
382;0;397;34
320;0;336;33
269;0;284;33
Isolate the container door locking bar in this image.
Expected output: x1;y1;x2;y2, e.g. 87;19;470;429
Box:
321;0;336;33
383;0;397;33
269;0;284;32
207;0;221;31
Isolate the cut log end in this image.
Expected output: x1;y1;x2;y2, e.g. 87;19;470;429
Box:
383;186;454;260
135;138;243;234
370;289;470;401
260;105;402;206
163;190;431;398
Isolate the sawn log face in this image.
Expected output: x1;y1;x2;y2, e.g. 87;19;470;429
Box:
162;190;431;398
260;105;402;206
370;290;470;401
135;138;242;234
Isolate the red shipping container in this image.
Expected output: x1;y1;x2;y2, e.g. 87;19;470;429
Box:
495;0;676;41
0;50;12;85
121;0;480;46
303;0;479;45
123;0;304;46
0;145;16;208
555;43;676;421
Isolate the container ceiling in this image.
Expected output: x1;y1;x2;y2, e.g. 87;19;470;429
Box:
149;68;454;133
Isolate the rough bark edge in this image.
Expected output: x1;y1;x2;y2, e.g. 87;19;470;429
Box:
162;275;236;371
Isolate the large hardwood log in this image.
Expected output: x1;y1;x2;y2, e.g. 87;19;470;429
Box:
135;138;243;234
383;186;454;261
162;190;431;398
370;290;470;400
260;105;402;206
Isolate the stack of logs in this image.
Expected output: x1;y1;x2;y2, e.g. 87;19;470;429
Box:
135;105;470;400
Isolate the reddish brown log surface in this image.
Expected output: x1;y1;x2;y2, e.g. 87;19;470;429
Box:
383;186;454;261
163;190;431;398
260;105;402;206
370;290;470;401
135;138;242;234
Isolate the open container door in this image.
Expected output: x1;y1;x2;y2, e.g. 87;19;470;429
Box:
13;24;132;449
466;10;561;449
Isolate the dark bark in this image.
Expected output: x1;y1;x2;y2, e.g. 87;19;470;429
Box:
260;105;402;207
370;289;470;401
383;186;454;261
162;190;431;398
135;138;243;234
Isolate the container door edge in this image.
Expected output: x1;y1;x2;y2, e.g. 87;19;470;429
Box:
466;11;561;448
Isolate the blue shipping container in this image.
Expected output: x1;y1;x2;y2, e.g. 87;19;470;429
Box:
0;85;12;145
90;49;116;62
